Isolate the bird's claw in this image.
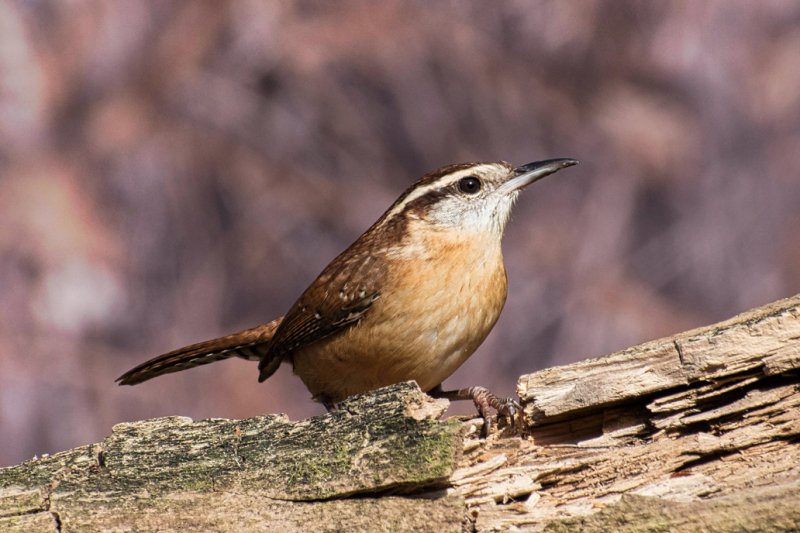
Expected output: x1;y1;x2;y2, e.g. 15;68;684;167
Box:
470;386;522;437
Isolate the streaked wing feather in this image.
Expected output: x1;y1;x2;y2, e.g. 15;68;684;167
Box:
264;247;386;362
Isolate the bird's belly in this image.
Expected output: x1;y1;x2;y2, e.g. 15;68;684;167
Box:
292;243;507;403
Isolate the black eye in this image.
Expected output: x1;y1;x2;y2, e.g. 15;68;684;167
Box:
458;176;481;194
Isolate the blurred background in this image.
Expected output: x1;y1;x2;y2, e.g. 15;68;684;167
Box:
1;0;799;467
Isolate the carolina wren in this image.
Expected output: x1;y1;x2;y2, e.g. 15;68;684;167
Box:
118;158;578;433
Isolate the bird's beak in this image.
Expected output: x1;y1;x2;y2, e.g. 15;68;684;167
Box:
500;158;579;194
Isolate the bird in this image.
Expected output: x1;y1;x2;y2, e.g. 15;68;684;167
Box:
117;158;578;434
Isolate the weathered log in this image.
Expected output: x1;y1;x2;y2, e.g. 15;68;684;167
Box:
2;294;799;532
461;293;800;531
0;384;465;532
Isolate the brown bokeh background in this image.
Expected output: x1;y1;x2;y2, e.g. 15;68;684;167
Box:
2;1;799;467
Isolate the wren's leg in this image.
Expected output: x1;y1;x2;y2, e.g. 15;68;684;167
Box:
319;395;338;412
429;384;521;437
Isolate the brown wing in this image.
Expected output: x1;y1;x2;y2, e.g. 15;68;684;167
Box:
257;246;385;382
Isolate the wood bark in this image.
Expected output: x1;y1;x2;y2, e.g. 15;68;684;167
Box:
2;294;799;532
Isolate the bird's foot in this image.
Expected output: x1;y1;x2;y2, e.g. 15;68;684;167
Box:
430;385;521;437
320;395;339;412
468;386;521;437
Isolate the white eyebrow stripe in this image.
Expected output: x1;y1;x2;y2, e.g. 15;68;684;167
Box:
380;164;500;222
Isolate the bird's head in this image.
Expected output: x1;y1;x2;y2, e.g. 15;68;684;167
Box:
378;158;578;237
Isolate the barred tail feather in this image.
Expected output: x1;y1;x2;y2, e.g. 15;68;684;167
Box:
116;317;283;385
